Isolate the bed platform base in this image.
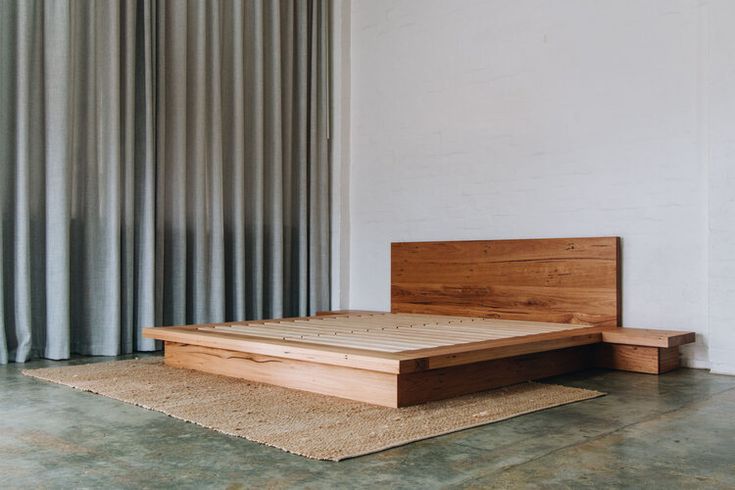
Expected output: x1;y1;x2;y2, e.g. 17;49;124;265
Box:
163;341;598;407
146;311;693;407
143;237;696;407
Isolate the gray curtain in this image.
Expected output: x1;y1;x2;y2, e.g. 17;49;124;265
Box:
0;0;331;364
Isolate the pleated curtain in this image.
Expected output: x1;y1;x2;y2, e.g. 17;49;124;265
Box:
0;0;331;364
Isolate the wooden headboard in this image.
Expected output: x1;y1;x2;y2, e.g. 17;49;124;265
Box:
391;237;621;327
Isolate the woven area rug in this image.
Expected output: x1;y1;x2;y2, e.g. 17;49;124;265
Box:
23;358;604;461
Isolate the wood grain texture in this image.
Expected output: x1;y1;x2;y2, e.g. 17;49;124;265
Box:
658;346;682;373
601;328;695;348
596;344;659;374
145;314;611;374
164;342;399;407
145;326;403;374
164;341;597;407
391;237;621;327
595;344;681;374
412;331;605;371
315;310;384;316
139;235;693;407
397;346;596;406
200;313;594;353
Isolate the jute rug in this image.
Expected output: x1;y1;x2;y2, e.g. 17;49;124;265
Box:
23;358;604;461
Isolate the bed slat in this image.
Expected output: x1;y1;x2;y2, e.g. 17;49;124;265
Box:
200;313;595;353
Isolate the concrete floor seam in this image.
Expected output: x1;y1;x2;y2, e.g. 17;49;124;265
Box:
454;379;735;482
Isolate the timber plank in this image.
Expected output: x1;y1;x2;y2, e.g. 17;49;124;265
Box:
658;346;681;373
391;237;620;327
165;342;399;407
144;326;404;373
601;328;695;348
595;344;676;374
397;346;596;406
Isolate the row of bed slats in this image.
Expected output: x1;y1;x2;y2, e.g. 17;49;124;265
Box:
196;313;583;353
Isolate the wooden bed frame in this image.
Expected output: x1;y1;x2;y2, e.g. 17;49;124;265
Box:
144;237;694;407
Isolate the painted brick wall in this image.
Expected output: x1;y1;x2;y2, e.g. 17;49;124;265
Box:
707;1;735;374
348;0;729;368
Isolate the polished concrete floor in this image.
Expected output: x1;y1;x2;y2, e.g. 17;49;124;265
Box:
2;355;735;489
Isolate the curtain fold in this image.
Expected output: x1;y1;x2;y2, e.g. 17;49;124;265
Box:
0;0;331;364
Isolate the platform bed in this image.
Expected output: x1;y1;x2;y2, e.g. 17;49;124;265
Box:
144;237;695;407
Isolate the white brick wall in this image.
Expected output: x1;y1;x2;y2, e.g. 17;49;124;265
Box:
347;0;735;370
707;1;735;374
